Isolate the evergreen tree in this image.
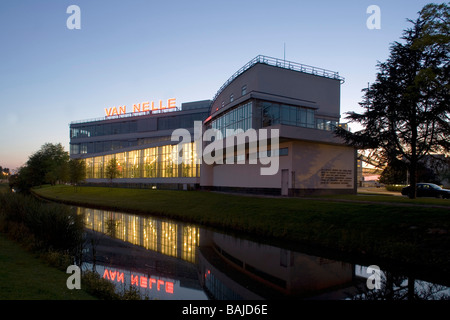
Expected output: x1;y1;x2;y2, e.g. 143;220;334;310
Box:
336;3;450;198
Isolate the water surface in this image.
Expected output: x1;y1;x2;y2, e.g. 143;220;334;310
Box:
77;207;450;300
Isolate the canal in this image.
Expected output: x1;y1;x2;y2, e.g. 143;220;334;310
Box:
76;206;450;300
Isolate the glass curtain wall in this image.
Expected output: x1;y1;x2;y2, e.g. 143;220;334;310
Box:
260;101;315;128
210;102;252;139
143;147;158;178
259;100;338;131
207;100;338;140
83;142;199;179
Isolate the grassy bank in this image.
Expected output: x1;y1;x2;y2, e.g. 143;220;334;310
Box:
0;233;95;300
319;193;450;207
0;190;141;300
0;184;90;300
33;185;450;279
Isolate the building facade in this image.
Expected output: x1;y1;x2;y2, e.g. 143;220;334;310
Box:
69;55;357;195
70;100;210;190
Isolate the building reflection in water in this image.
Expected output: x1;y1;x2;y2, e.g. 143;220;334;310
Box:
79;207;199;264
197;230;356;300
77;207;362;300
77;207;449;300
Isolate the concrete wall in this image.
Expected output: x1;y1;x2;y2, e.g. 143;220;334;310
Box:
290;140;355;190
200;138;356;194
211;63;341;119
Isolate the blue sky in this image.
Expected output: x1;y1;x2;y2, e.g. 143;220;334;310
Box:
0;0;444;171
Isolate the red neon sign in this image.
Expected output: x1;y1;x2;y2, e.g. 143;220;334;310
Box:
105;98;176;117
103;268;174;294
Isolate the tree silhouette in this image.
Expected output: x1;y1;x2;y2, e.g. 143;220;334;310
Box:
105;157;120;184
69;159;86;191
336;3;450;198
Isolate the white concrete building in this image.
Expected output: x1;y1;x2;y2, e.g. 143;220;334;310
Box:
70;55;356;196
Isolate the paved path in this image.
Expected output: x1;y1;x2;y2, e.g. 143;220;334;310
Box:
357;187;402;196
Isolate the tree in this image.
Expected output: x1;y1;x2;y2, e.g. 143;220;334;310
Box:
10;143;70;193
336;3;450;199
69;159;86;189
0;166;10;180
379;159;408;185
26;143;69;186
442;157;450;185
10;166;33;193
105;157;120;183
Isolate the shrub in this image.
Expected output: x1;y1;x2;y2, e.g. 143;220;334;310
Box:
385;185;408;192
81;271;120;300
0;193;84;255
41;250;74;271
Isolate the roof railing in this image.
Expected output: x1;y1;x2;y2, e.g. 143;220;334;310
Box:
70;55;344;126
211;55;345;104
69;106;181;126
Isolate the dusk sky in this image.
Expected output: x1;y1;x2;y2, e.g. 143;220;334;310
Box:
0;0;444;171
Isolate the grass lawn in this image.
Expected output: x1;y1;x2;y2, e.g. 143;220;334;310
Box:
32;185;450;279
0;233;95;300
324;193;450;207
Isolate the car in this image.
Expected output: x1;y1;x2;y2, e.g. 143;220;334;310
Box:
401;183;450;199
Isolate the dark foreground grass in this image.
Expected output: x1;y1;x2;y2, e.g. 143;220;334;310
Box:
319;193;450;207
0;233;95;300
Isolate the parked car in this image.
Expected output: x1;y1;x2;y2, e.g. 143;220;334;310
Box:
401;183;450;199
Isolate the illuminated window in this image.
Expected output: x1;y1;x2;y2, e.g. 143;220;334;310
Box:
77;208;202;265
81;142;202;180
84;158;94;179
181;142;199;178
159;145;178;178
80;143;88;154
161;222;177;258
142;218;158;251
143;147;158;178
117;213;127;241
182;226;199;263
125;215;140;245
316;118;338;131
126;150;141;178
115;153;125;178
93;156;104;178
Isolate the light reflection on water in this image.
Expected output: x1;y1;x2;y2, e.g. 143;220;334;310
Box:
82;262;208;300
80;206;199;263
77;207;450;300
